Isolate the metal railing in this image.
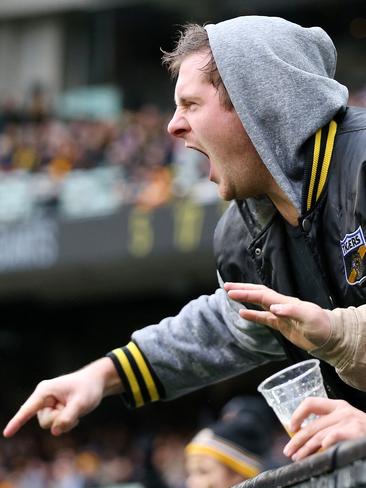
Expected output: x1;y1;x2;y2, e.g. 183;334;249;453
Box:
235;437;366;487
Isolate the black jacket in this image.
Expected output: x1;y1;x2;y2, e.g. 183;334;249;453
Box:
214;107;366;410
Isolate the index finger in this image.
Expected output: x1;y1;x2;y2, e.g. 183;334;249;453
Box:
224;283;267;292
227;288;287;310
3;392;53;438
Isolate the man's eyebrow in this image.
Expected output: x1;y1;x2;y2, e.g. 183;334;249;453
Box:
174;95;201;106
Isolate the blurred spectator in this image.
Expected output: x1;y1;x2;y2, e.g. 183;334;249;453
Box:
149;432;186;488
349;86;366;107
135;166;172;210
220;394;272;423
185;414;267;488
220;395;290;470
25;83;51;125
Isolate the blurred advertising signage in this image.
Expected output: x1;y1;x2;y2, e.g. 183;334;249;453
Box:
127;201;210;258
57;200;224;265
0;219;58;272
55;85;122;120
0;201;224;274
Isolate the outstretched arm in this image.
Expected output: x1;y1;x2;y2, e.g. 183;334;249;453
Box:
283;397;366;461
3;357;123;437
3;287;285;437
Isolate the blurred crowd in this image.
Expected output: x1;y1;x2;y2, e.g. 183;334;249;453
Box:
0;89;215;223
0;425;189;488
0;396;289;488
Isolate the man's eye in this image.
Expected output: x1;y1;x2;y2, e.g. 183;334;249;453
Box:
187;102;197;110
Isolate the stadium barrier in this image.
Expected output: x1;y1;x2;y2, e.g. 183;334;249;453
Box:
235;437;366;488
0;200;225;300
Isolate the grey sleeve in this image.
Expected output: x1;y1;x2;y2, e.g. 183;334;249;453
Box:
132;285;285;400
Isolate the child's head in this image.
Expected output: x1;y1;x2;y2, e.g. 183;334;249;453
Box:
185;413;267;488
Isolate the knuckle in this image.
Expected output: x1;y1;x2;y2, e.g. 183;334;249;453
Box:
299;425;311;438
335;399;348;408
71;398;84;412
324;431;341;446
308;433;323;449
291;433;307;449
35;379;50;393
295;446;310;459
351;420;364;434
300;397;313;409
267;316;277;325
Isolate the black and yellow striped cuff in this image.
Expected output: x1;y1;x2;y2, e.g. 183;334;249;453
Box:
107;342;165;408
302;119;337;214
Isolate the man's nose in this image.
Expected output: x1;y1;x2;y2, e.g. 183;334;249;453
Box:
167;110;189;138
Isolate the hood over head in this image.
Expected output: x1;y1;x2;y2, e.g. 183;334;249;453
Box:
205;16;348;211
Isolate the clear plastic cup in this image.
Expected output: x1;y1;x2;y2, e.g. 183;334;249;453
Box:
257;359;327;437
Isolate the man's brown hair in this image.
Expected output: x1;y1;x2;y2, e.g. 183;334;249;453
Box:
162;23;232;110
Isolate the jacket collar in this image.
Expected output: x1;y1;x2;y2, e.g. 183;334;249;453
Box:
301;114;342;215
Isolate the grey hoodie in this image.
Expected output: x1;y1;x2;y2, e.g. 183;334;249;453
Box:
206;16;348;211
127;17;347;403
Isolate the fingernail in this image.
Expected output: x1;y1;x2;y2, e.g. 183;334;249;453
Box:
283;445;290;456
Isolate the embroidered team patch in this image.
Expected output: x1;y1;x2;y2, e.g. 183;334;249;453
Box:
340;226;366;285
